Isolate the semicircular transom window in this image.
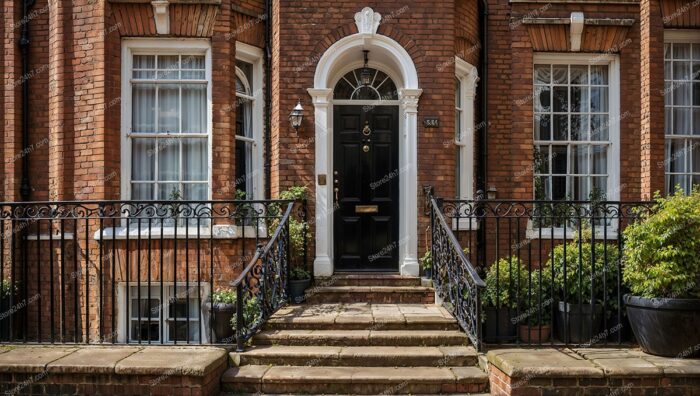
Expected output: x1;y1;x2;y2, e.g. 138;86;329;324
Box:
334;68;398;100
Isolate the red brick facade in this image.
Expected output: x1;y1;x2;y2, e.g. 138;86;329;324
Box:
1;0;700;340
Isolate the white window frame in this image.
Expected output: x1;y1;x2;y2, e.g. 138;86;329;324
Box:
454;57;479;230
663;30;700;194
120;38;213;202
528;53;621;239
116;282;211;344
235;42;265;201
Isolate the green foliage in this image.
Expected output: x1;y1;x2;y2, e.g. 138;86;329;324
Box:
420;250;432;271
212;288;237;305
290;266;311;281
229;297;261;331
279;186;309;201
622;187;700;299
483;258;529;310
519;269;553;326
545;228;621;315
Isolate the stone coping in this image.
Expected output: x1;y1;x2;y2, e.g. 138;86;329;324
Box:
0;345;228;376
487;347;700;379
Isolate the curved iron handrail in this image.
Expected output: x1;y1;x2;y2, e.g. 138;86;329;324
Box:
429;196;485;350
232;202;294;351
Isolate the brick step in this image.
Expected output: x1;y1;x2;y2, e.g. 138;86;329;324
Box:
231;345;478;367
264;313;457;331
320;273;422;287
306;286;434;304
254;329;470;346
220;365;489;394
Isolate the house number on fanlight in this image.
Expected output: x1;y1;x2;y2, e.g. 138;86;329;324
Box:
423;118;439;128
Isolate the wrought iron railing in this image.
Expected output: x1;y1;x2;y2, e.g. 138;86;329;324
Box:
437;197;654;347
429;195;486;351
232;202;293;351
0;199;308;345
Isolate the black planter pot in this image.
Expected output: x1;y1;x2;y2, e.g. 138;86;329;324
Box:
555;301;603;344
0;295;10;342
625;295;700;358
482;306;517;343
289;278;311;304
212;302;235;343
603;312;634;343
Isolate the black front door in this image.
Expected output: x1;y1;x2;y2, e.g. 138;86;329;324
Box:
333;105;399;272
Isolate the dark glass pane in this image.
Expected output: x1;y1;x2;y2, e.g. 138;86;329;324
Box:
131;321;160;342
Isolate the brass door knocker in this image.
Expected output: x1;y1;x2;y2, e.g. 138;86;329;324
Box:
362;121;371;136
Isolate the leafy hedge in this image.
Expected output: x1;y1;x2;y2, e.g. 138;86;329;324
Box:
622;188;700;299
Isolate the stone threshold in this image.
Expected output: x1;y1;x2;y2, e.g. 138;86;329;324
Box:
0;345;228;395
485;347;700;395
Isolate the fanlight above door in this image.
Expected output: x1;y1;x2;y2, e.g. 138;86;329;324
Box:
333;67;398;100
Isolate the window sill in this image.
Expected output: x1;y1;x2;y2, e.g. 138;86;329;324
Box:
93;225;267;240
451;218;479;231
525;225;618;240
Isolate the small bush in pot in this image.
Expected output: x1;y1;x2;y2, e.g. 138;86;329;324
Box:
289;266;312;304
420;249;432;279
482;258;528;343
545;227;621;344
211;288;237;343
517;270;553;344
622;187;700;357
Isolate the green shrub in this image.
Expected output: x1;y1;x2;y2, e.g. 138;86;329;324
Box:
230;297;261;331
290;266;311;281
420;249;432;272
212;288;237;305
545;228;621;315
483;258;529;310
622;188;700;299
519;269;553;326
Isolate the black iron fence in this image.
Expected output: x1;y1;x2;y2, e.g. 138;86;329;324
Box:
0;199;307;345
430;193;655;348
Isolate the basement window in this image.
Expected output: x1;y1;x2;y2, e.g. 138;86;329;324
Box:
118;283;211;344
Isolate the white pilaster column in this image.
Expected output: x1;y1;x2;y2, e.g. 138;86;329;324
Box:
398;88;423;277
307;88;334;277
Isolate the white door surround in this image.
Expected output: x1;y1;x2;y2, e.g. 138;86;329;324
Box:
308;7;422;277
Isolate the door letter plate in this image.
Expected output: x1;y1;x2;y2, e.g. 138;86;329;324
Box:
355;205;378;214
318;174;327;185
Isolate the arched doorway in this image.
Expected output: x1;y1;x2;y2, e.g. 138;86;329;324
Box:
308;7;422;277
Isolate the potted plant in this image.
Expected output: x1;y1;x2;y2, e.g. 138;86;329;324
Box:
482;258;528;343
289;267;311;303
546;228;620;344
518;270;553;343
278;186;312;303
230;296;261;336
622;188;700;357
420;249;432;279
0;279;13;341
211;288;236;342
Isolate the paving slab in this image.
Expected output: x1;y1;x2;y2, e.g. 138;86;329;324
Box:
221;365;270;384
263;365;352;383
641;354;700;377
487;348;604;378
47;346;142;374
350;366;456;382
115;346;226;376
0;347;78;373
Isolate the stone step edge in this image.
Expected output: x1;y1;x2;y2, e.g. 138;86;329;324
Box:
308;286;433;293
253;329;470;346
230;346;478;367
221;365;489;384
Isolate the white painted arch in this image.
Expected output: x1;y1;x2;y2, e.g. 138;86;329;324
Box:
308;9;422;277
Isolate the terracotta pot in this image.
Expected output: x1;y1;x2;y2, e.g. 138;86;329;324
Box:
518;324;551;344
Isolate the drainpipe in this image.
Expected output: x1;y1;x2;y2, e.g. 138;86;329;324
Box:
476;0;488;270
263;0;272;198
19;0;35;201
477;0;488;193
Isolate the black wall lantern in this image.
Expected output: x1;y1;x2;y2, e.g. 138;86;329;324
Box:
289;99;304;132
360;50;372;86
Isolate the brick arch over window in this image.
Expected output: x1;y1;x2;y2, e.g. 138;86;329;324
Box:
307;9;423;278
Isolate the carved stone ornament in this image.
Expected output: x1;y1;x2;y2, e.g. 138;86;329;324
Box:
354;7;382;35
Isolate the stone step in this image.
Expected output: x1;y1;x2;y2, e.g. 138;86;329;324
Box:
306;286;435;304
231;345;478;367
220;365;489;394
254;329;470;346
264;303;458;331
320;273;422;287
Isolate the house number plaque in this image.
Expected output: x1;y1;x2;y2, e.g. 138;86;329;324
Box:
423;117;439;128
